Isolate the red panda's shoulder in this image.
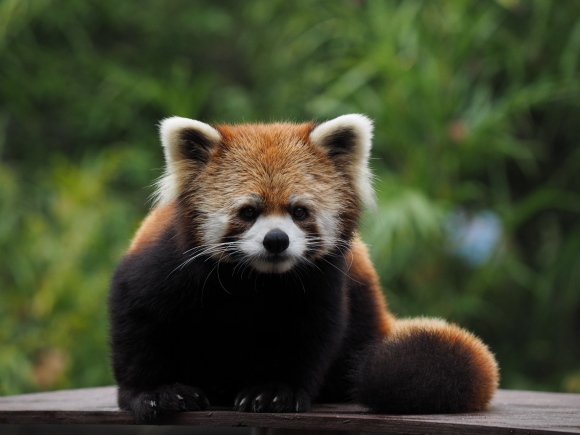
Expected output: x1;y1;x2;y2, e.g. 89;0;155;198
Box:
127;201;177;255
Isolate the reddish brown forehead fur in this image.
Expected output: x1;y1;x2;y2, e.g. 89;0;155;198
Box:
198;122;345;215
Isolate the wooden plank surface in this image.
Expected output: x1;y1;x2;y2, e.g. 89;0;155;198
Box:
0;387;579;434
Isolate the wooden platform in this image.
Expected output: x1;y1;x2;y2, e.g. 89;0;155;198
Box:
0;387;579;434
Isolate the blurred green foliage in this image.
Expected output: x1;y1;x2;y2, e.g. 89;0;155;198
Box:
1;0;579;396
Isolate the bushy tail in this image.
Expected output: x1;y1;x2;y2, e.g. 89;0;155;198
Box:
353;318;499;414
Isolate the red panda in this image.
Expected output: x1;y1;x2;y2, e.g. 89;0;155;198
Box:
109;114;499;422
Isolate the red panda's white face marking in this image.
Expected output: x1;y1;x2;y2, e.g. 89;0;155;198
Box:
156;115;374;274
198;193;315;274
238;214;307;273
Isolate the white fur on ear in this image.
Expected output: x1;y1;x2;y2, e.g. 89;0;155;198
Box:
160;117;221;165
310;114;375;208
153;117;221;205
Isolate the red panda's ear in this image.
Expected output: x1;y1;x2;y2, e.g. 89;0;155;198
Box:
160;117;221;165
153;117;221;205
310;114;375;208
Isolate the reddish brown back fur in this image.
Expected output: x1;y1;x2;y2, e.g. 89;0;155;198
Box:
347;236;395;337
128;202;176;255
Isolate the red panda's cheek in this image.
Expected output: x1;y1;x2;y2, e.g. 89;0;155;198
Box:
307;209;340;256
199;212;230;247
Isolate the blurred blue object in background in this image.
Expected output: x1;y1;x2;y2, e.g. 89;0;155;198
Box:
446;209;502;266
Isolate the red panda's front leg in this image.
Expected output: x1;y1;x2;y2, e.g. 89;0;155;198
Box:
230;274;349;413
110;252;214;422
230;313;347;413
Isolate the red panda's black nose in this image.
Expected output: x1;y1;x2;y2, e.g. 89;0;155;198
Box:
263;229;290;254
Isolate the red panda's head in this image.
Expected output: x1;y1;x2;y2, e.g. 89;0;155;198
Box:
155;115;374;274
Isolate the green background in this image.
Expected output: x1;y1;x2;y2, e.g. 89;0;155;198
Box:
1;0;579;396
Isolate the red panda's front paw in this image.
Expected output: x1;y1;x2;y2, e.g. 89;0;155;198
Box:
234;384;310;413
119;383;210;422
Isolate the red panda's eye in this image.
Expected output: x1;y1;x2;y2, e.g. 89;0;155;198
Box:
293;207;307;220
241;206;257;220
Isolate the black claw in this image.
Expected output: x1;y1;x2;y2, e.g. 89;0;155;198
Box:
234;385;310;413
238;396;250;412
